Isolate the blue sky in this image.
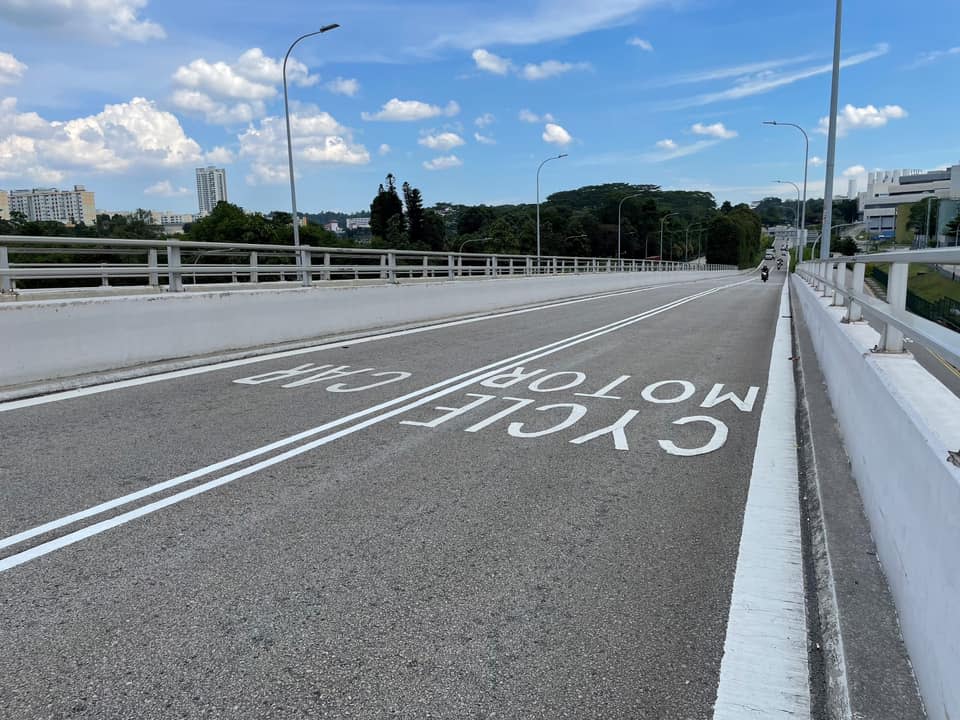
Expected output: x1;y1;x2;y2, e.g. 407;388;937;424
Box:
1;0;959;215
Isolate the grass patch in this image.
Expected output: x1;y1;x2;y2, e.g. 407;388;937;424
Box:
909;265;960;303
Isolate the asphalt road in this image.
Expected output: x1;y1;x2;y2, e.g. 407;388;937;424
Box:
0;270;790;719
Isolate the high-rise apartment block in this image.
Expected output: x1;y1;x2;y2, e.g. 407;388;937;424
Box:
0;190;9;221
7;186;96;225
195;166;228;216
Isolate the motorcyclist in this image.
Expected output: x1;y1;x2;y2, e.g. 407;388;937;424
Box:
760;263;770;282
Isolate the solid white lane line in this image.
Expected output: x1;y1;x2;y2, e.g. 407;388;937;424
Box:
0;279;755;572
0;281;742;554
0;278;727;413
712;279;810;718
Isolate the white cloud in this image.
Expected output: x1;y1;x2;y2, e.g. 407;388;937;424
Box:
423;155;462;170
521;60;591;80
691;122;737;139
0;96;202;182
0;51;27;85
170;47;317;125
647;138;720;161
378;143;391;156
418;131;465;151
475;112;495;128
433;1;672;48
809;156;824;167
144;180;189;196
628;37;653;51
842;164;866;177
170;89;264;125
908;46;960;68
818;103;907;136
238;110;369;184
0;0;165;42
472;48;512;75
519;109;555;123
662;44;889;109
474;132;496;145
362;98;460;121
327;77;360;97
542;122;572;146
205;146;235;164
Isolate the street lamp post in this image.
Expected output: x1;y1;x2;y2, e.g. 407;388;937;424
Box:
659;212;677;262
776;180;802;251
924;196;936;247
684;224;704;262
536;153;567;268
617;193;644;269
283;23;340;286
764;121;810;253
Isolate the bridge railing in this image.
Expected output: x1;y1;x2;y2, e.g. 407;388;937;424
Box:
796;247;960;368
0;235;735;295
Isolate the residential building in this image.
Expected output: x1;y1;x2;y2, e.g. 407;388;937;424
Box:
0;190;8;221
8;185;96;225
859;165;960;244
847;178;857;200
150;211;195;226
323;221;341;233
195;166;228;216
346;216;371;230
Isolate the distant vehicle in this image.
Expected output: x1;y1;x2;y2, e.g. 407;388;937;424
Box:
764;249;775;260
780;244;787;251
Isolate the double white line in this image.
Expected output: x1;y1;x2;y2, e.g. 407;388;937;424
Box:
0;277;753;573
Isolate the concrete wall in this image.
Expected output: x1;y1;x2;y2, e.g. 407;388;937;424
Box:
1;271;736;389
792;276;960;720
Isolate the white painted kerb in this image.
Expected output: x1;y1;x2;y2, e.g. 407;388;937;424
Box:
713;279;810;718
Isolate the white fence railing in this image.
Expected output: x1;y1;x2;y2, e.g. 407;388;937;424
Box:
0;236;735;296
796;247;960;368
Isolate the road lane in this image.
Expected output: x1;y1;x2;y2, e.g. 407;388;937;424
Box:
1;271;794;719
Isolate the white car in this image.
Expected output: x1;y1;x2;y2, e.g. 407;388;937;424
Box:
764;249;775;260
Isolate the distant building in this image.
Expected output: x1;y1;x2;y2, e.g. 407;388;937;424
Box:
0;190;8;221
859;165;960;244
8;185;96;225
150;211;195;226
195;166;228;216
847;178;857;199
346;216;371;230
323;221;341;233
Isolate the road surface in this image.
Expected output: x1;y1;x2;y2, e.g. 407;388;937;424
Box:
0;270;802;719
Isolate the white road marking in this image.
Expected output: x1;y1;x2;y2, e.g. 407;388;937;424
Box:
0;278;755;572
0;280;726;414
712;279;810;718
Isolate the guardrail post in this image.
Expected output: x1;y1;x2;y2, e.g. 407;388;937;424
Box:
387;252;397;282
147;248;159;287
526;256;532;275
0;246;11;292
846;262;865;322
246;251;257;283
380;254;388;280
321;252;330;281
832;261;845;306
422;255;429;278
492;255;499;276
880;262;908;352
100;263;109;287
167;242;183;292
449;254;456;278
300;248;312;286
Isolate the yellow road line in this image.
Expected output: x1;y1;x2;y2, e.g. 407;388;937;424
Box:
929;348;960;380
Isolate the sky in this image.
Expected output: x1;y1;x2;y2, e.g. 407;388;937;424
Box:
1;0;959;216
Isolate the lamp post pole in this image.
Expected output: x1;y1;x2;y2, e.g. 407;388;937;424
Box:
776;180;802;252
764;121;809;253
659;212;677;263
820;0;844;259
536;153;567;269
283;23;340;286
684;224;704;262
617;192;644;270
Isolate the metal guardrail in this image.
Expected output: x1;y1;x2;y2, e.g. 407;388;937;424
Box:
0;236;735;295
796;248;960;369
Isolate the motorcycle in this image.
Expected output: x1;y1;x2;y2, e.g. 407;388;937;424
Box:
761;266;769;283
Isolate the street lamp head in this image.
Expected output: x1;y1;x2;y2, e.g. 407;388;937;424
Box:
763;120;778;125
320;23;340;32
558;153;568;159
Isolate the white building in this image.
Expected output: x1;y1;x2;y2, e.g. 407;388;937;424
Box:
860;165;960;244
847;178;857;199
323;221;341;233
0;190;8;221
195;166;228;216
150;211;195;226
346;216;371;230
8;185;96;225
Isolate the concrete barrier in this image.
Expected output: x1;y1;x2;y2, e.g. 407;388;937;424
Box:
792;275;960;720
1;271;736;389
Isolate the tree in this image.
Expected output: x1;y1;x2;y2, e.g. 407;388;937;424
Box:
835;236;859;255
370;173;403;240
907;199;939;240
402;181;425;248
945;212;960;243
